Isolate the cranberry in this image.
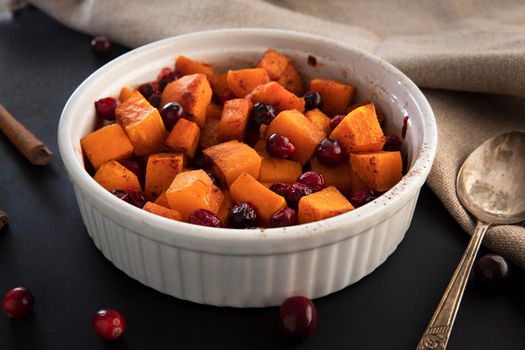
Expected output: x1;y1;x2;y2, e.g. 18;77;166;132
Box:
90;35;111;58
250;102;276;126
94;97;117;121
286;182;313;208
266;134;295;159
316;138;345;166
303;91;323;111
119;159;144;182
188;209;222;227
350;189;380;208
270;208;297;227
330;114;346;130
402;115;409;139
269;182;291;198
156;67;173;81
229;202;258;228
110;189;147;208
92;309;126;341
475;254;510;287
158;72;178;91
137;83;155;99
148;93;162;108
383;135;402;151
279;296;317;341
160;102;184;131
220;91;236;105
298;171;326;192
2;287;34;319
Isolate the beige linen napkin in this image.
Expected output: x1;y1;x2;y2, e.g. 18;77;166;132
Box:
30;0;525;267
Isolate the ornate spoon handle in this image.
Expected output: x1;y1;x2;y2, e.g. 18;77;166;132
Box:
416;221;490;350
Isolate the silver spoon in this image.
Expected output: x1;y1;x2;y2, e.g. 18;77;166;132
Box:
417;131;525;350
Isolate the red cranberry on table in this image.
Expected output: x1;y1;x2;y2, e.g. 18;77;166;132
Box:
2;287;34;319
303;91;323;111
110;189;147;208
250;102;276;126
160;102;184;131
90;35;111;58
350;189;380;208
94;97;117;121
270;207;297;227
316;138;345;167
269;182;291;198
475;254;510;287
229;202;258;229
279;296;317;341
266;133;296;159
330;114;346;130
92;309;126;341
298;171;326;192
286;182;313;208
188;209;222;227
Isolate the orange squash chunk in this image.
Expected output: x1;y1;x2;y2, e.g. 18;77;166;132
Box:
115;91;166;156
208;73;230;98
349;158;368;195
226;68;270;97
298;186;354;224
217;190;233;224
94;160;142;192
257;48;290;80
218;98;252;141
199;116;221;150
154;191;170;208
144;152;185;200
259;156;302;184
310;157;351;196
330;103;385;154
161;73;212;127
265;110;325;165
175;55;213;77
81;123;134;170
277;63;304;96
206;102;222;120
166;169;224;221
118;86;134;102
203;140;262;187
143;201;182;221
305;108;331;136
253;139;267;157
350;151;402;192
165;118;200;158
230;172;287;225
245;82;305;113
310;78;355;116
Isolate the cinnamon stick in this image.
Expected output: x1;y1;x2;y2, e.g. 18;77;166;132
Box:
0;210;7;231
0;104;52;165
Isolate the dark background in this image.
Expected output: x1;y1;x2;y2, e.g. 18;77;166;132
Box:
1;7;524;350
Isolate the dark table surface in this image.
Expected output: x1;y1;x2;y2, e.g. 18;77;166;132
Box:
1;7;524;350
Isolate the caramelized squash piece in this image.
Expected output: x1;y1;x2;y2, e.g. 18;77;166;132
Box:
310;78;355;116
144;152;185;200
199;113;222;150
230;172;287;225
94;160;142;192
330;103;385;154
246;82;305;113
277;63;304;96
265;110;325;165
259;156;302;184
298;186;354;224
154;191;170;208
218;98;252;141
118;86;134;102
257;48;290;80
305;108;331;136
81;123;134;170
203;140;262;187
116;91;167;156
166;169;224;221
217;190;233;224
310;157;351;195
350;151;403;192
165;118;200;158
349;158;368;195
175;55;213;77
226;68;270;97
143;201;182;221
161;73;212;127
208;73;231;98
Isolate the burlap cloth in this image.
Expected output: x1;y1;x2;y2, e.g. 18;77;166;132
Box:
30;0;525;267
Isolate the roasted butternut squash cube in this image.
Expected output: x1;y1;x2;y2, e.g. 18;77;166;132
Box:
310;78;355;116
349;158;368;195
118;86;134;102
81;123;134;170
298;186;354;224
161;73;212;127
144;152;185;200
199;113;222;150
175;55;213;77
143;201;182;221
265;110;325;165
259;156;302;184
154;191;170;208
310;157;351;195
115;91;167;156
203;140;262;187
165;118;200;158
230;172;287;225
94;160;142;192
208;73;230;98
330;103;385;153
217;190;233;224
350;151;403;192
226;68;270;97
218;98;252;141
257;48;290;80
305;108;331;136
245;82;305;113
277;63;304;96
166;169;224;221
